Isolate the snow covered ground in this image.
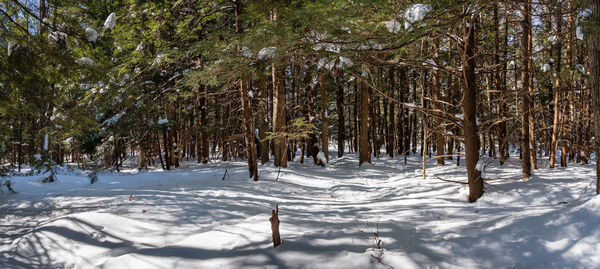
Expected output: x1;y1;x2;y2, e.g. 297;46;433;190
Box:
1;152;599;268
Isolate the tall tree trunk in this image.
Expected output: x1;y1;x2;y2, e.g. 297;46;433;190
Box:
587;0;600;194
550;7;563;168
562;0;574;167
320;74;329;162
336;70;345;158
495;3;509;165
461;14;483;202
359;77;371;166
388;67;396;158
433;38;445;165
258;77;270;164
241;78;259;180
520;1;532;179
162;126;171;170
272;64;287;168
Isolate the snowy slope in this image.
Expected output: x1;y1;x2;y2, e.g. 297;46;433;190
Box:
0;153;598;268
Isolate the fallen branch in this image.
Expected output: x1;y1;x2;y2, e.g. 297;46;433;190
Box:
435;176;468;185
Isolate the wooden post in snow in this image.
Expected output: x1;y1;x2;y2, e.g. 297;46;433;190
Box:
269;204;281;247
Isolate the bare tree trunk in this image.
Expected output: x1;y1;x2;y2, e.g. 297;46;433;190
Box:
461;14;483;202
258;77;270;164
495;3;509;165
562;0;574;167
320;74;329;162
586;0;600;194
336;70;345;158
520;1;532;179
359;77;371;166
272;64;287;168
433;38;445;165
550;7;563;168
241;78;259;180
388;68;396;158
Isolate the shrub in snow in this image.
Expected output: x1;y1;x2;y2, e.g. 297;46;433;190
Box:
85;27;98;42
404;4;432;31
258;47;276;60
104;13;116;30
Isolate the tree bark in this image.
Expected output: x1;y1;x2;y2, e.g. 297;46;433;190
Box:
359;77;371;166
273;64;287;168
433;38;445;165
269;204;281;247
461;14;483;202
336;70;345;158
495;3;509;165
240;78;259;180
550;6;563;169
319;74;329;162
586;0;600;194
520;1;532;179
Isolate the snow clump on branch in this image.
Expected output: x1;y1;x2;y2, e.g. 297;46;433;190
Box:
404;4;432;31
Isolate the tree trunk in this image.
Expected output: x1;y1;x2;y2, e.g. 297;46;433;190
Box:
550;6;563;169
586;0;600;194
359;77;371;166
495;3;509;165
240;78;259;180
388;68;395;158
462;15;483;202
319;74;329;162
433;38;445;165
520;1;532;179
273;64;287;168
336;70;345;158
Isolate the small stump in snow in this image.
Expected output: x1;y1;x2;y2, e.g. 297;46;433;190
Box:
270;204;281;248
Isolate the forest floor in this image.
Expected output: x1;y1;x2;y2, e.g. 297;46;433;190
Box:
0;151;599;268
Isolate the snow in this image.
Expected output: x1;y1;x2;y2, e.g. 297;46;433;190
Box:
7;41;17;57
241;46;252;58
577;26;584;40
102;112;126;126
575;64;586;74
316;151;328;167
384;19;401;33
43;134;48;151
136;42;144;52
404;4;432;31
542;63;551;72
1;152;599;268
258;47;276;60
157;117;169;125
77;57;95;66
104;13;116;30
85;27;98;42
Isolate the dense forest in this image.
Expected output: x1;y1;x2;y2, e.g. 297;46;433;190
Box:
3;1;600;268
1;0;600;204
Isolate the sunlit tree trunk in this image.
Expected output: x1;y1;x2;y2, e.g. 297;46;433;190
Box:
520;1;532;179
461;14;483;202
